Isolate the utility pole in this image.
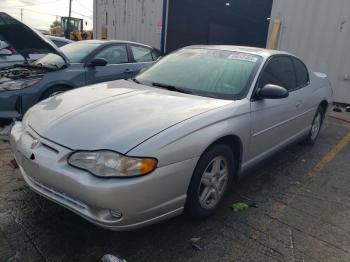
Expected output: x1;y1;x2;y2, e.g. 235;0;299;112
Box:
20;8;23;21
68;0;72;17
66;0;73;39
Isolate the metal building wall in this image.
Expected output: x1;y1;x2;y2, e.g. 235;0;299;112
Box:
93;0;164;50
269;0;350;103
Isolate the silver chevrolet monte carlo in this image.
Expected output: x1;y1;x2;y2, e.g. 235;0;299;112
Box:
10;46;333;230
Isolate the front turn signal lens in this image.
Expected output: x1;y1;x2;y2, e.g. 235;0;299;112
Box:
139;158;158;175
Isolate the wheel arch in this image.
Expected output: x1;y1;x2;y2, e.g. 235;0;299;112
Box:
201;135;243;180
319;100;329;111
39;83;74;101
319;100;329;120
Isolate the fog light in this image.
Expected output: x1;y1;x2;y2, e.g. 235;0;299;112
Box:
110;209;122;219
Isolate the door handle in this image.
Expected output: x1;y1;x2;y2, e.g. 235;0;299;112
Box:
295;100;302;108
123;69;133;74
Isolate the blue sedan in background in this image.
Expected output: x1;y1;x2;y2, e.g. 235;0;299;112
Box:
0;12;162;123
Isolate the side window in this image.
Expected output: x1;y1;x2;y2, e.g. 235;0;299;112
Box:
259;56;297;91
94;45;129;64
131;45;153;62
151;49;162;61
292;58;309;88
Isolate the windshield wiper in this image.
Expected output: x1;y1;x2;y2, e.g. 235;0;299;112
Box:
130;78;142;84
152;82;193;94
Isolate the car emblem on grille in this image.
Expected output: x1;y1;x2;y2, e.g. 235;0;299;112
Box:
30;139;40;149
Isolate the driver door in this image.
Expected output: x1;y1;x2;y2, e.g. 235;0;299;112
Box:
249;55;303;162
85;44;133;85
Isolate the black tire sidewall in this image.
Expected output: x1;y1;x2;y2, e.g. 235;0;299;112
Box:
185;144;236;219
306;106;325;145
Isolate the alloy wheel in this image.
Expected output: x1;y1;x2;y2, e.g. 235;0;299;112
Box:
198;156;229;210
310;112;322;140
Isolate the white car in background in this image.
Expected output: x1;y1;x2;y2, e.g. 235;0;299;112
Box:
0;36;72;69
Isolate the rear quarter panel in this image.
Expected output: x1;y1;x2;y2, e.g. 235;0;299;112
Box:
303;71;333;124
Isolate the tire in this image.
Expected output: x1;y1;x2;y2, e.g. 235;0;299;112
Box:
40;86;69;101
304;106;325;145
185;144;236;219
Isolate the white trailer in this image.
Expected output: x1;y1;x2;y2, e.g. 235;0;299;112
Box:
93;0;350;103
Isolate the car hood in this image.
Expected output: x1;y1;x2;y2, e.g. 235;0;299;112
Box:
26;80;231;153
0;12;69;64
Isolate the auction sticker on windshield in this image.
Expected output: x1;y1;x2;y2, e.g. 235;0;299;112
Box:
228;53;259;62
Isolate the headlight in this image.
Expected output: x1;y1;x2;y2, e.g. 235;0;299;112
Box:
1;78;41;90
68;150;158;178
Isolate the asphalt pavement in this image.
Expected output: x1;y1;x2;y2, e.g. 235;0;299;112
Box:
1;117;350;262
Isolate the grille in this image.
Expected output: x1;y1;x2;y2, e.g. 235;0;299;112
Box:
26;130;59;154
29;176;87;210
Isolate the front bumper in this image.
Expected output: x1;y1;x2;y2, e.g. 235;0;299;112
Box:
10;122;198;230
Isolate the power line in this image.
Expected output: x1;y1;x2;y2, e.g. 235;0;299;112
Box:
72;11;92;18
5;0;59;9
3;6;62;17
74;1;92;12
20;8;58;17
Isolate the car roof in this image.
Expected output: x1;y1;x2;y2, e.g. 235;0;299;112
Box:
46;35;73;43
77;39;154;49
184;45;292;58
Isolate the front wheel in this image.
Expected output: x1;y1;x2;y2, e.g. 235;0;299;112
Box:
185;144;236;219
304;106;325;145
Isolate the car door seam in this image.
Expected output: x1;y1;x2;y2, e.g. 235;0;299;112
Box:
252;107;315;137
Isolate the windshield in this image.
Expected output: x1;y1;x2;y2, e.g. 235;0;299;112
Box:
34;42;100;68
136;48;261;99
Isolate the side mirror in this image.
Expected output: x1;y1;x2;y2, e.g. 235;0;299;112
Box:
0;49;12;56
257;84;289;99
87;58;107;67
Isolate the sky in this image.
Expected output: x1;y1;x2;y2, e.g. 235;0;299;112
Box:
1;0;93;30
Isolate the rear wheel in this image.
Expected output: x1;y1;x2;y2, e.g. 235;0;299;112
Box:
304;106;325;145
40;86;69;100
185;144;236;219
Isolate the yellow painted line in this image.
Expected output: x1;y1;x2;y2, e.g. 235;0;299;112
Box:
260;132;350;231
273;202;287;212
308;132;350;177
261;202;287;228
